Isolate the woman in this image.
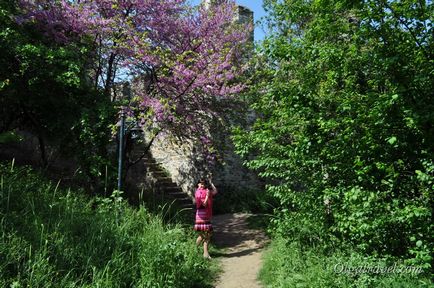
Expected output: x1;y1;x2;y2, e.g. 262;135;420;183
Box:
194;178;218;259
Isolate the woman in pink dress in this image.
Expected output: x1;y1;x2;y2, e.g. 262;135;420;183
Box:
194;178;217;259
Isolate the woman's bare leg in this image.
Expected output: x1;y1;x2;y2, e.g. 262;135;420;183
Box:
196;234;203;246
203;232;212;258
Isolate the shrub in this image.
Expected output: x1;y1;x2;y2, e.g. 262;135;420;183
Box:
260;237;431;288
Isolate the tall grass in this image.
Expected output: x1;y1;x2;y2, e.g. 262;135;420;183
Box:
0;162;213;287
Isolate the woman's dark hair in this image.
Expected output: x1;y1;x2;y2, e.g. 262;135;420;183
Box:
197;178;210;189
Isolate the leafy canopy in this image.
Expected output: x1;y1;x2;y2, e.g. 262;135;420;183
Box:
233;0;433;269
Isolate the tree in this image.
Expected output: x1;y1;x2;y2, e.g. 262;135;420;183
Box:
233;0;433;269
0;0;116;188
19;0;251;162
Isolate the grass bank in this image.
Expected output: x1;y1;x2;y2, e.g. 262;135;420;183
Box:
0;162;214;287
260;237;432;287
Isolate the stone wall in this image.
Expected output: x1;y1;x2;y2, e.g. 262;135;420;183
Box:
144;129;262;198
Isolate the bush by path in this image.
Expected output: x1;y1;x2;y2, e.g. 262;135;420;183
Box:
260;237;431;288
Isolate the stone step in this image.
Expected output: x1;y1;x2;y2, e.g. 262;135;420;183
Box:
175;196;192;201
175;198;193;205
167;192;190;199
178;204;195;210
152;171;168;177
155;177;174;184
162;187;183;193
137;155;155;161
139;151;193;212
144;165;160;171
151;170;167;176
155;183;178;189
144;163;161;169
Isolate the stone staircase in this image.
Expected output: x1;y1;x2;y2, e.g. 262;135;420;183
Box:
141;153;194;210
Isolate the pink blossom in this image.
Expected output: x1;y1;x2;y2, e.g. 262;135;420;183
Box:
18;0;251;163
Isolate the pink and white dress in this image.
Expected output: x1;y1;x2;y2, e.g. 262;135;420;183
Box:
194;187;213;232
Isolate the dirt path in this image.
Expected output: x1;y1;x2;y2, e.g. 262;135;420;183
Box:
212;213;269;288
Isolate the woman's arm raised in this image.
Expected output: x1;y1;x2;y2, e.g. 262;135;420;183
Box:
210;182;218;196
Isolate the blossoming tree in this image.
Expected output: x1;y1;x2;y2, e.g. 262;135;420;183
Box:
20;0;251;162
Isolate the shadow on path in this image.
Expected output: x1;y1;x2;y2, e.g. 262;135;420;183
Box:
212;247;263;258
212;213;269;254
211;213;269;288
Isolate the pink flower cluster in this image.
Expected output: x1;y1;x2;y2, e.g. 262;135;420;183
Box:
19;0;251;163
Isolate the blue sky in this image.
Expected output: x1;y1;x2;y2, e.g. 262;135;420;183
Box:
189;0;267;41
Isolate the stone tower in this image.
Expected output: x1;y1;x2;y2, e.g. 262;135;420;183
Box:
202;0;225;9
202;0;254;42
234;5;254;42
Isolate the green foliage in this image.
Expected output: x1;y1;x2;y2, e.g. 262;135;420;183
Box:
260;237;431;288
0;0;117;187
0;0;91;135
234;0;433;274
0;131;22;144
69;97;117;188
0;163;213;287
212;185;278;215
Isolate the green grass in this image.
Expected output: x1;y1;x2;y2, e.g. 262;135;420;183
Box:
0;131;22;144
259;237;432;288
0;162;215;287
